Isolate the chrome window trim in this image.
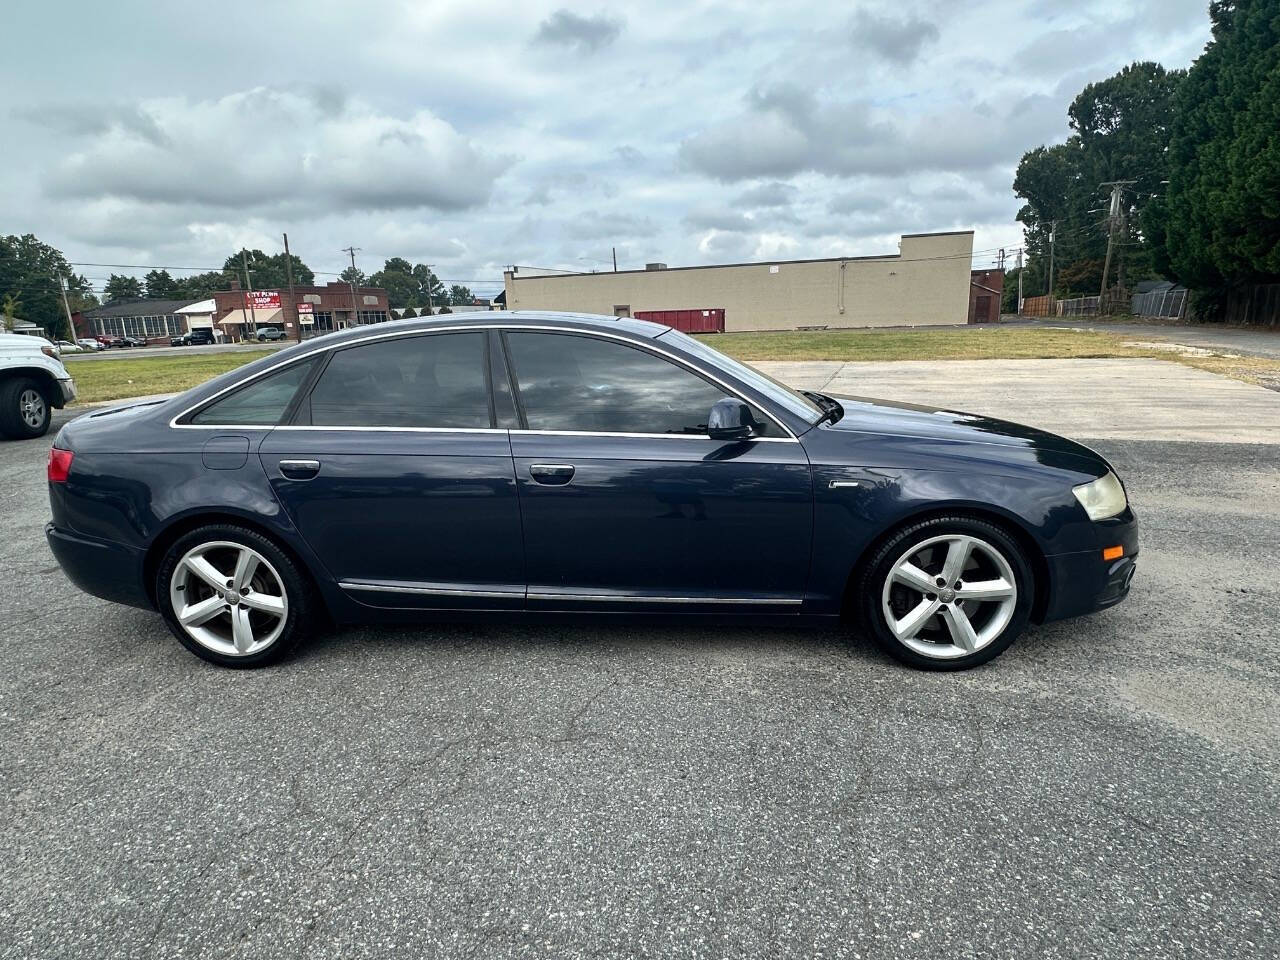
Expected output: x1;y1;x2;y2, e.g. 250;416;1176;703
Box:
511;429;795;444
273;425;507;434
168;323;800;440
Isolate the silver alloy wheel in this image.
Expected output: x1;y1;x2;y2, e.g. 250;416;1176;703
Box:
881;534;1018;660
168;541;288;657
19;389;45;429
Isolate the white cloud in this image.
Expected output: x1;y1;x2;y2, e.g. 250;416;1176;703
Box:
43;88;510;214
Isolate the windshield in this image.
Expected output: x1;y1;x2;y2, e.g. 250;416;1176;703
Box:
657;329;825;424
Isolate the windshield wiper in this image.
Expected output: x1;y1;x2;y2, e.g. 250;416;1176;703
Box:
802;390;844;426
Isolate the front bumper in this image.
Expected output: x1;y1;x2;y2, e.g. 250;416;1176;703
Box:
45;522;152;610
1042;511;1139;622
56;377;76;406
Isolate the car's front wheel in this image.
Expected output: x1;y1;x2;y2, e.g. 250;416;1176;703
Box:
156;524;317;667
0;376;51;439
858;516;1033;670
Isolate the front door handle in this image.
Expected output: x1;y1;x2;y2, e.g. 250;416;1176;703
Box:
279;459;321;480
529;463;575;485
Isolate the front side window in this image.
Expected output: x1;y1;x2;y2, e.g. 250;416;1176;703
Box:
307;332;490;429
656;328;823;424
190;358;315;426
504;331;774;436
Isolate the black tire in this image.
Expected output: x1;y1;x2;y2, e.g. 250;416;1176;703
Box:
856;515;1034;671
0;376;52;440
155;523;319;668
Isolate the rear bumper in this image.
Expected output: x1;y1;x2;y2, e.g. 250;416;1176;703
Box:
1042;513;1139;622
45;522;152;610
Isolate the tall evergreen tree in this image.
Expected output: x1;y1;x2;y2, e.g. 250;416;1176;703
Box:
1161;0;1280;295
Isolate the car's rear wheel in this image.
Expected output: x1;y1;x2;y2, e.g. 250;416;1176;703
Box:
0;376;51;439
858;516;1033;670
156;524;316;668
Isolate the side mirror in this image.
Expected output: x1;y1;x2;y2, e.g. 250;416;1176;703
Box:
707;397;756;441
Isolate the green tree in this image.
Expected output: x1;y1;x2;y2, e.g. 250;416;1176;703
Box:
145;269;179;298
366;258;445;310
1161;0;1280;302
1055;258;1106;298
0;233;89;338
339;265;366;285
2;292;22;331
1014;61;1184;296
223;250;315;290
448;284;474;305
400;306;417;318
368;257;420;307
175;271;234;300
103;274;144;303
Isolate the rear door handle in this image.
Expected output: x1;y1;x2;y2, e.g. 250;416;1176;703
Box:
529;463;575;485
279;459;321;480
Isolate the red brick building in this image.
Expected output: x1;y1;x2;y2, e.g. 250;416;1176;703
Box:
213;280;390;341
968;269;1004;324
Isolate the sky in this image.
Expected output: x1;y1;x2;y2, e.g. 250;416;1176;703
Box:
3;0;1213;300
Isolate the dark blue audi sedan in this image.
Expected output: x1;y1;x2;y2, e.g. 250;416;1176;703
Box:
45;312;1137;670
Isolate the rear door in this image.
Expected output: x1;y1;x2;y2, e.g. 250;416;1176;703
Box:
260;330;525;609
500;330;813;610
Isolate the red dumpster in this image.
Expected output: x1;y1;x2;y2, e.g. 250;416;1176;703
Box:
633;308;725;333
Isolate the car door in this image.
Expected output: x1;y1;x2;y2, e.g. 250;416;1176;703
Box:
500;329;813;611
259;329;525;609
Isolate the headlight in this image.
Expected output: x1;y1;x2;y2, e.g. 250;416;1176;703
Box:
1072;471;1128;521
41;345;59;359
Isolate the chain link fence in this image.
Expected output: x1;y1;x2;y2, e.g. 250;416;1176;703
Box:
1132;287;1188;319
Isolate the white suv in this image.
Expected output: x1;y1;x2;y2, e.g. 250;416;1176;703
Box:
0;333;77;439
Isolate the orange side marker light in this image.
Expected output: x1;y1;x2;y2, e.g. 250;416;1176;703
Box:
1102;545;1124;561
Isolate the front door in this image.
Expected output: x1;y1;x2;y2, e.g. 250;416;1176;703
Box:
500;330;812;611
260;330;524;609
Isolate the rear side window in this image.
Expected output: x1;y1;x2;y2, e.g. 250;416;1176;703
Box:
189;359;315;426
307;333;491;429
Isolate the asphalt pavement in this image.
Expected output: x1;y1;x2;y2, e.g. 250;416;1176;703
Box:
2;394;1278;958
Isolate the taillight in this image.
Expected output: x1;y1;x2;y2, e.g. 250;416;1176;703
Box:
48;447;74;484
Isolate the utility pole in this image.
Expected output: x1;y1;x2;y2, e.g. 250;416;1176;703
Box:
283;233;300;342
341;246;361;327
422;264;435;316
1016;248;1024;315
1098;181;1135;304
612;246;617;272
57;275;75;342
997;248;1006;272
241;250;257;342
1047;220;1058;307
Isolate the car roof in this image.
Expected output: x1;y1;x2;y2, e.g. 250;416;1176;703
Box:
296;310;670;351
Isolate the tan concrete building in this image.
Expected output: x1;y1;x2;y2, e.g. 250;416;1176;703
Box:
503;231;974;332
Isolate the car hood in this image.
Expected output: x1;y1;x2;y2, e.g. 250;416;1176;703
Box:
822;394;1108;469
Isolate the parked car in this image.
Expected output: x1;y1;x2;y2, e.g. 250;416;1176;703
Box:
255;327;286;342
53;340;83;354
171;329;216;347
110;335;147;348
93;336;113;348
46;312;1137;670
0;332;76;439
78;338;105;352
